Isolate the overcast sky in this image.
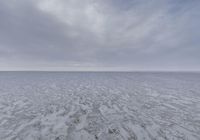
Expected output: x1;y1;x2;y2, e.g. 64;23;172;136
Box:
0;0;200;71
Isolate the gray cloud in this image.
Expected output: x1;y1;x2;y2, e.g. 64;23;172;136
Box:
0;0;200;71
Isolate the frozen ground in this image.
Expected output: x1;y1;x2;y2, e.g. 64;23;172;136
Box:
0;72;200;140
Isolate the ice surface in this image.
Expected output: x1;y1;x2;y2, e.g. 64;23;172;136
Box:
0;72;200;140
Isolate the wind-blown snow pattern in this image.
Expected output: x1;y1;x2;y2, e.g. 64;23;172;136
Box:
0;72;200;140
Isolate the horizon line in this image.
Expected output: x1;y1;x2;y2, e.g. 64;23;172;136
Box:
0;70;200;73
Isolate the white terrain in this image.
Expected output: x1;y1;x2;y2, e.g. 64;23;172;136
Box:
0;72;200;140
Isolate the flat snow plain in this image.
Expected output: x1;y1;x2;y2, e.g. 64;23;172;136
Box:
0;72;200;140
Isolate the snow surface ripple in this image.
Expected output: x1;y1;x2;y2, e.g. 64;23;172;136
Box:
0;72;200;140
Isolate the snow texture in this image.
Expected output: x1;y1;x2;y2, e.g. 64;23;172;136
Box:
0;72;200;140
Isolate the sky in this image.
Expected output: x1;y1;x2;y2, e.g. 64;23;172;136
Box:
0;0;200;71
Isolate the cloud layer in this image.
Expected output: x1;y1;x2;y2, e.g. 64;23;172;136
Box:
0;0;200;71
